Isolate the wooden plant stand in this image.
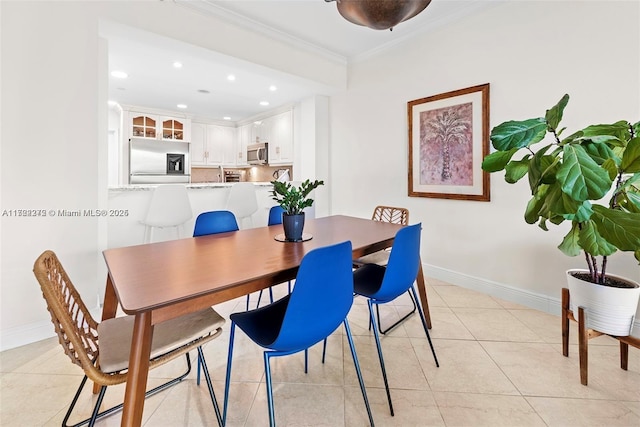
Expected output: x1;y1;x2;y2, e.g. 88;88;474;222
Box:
561;287;640;385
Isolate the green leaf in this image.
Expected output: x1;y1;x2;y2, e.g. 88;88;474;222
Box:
618;192;640;213
525;188;546;224
572;201;595;222
582;141;617;165
481;148;519;172
545;94;569;130
621;137;640;173
556;145;611;202
601;158;618;181
558;223;581;256
490;118;547;151
543;183;584;217
528;145;556;190
591;205;640;252
578;220;618;256
580;121;630;140
504;158;530;183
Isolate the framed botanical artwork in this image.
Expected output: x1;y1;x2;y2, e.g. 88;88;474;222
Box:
408;83;490;201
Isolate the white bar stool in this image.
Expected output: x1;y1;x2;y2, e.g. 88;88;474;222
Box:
141;184;193;243
226;182;258;229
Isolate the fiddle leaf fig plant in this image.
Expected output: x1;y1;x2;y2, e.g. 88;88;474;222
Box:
270;179;324;215
481;94;640;284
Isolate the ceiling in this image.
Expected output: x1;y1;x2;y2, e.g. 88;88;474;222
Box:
104;0;501;123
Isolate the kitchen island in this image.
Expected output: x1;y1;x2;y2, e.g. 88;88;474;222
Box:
107;182;289;249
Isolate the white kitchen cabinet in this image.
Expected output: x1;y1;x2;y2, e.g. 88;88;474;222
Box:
268;110;293;165
207;125;236;165
251;119;271;145
160;116;190;141
128;111;190;141
129;112;159;139
191;123;237;167
190;122;208;166
236;124;252;166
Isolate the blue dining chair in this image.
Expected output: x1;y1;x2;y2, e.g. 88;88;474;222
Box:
353;223;439;416
222;241;375;427
268;205;285;226
192;210;241;386
254;205;287;307
193;210;239;237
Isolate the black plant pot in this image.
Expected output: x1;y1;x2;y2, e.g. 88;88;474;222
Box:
282;212;305;242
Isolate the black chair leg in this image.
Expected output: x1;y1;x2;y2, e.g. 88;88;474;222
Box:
368;300;394;416
63;353;194;427
376;289;417;334
197;346;224;426
410;286;439;367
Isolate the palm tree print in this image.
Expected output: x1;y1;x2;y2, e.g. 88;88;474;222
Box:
420;103;472;184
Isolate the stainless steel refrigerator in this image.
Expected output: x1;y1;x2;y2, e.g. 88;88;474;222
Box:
129;138;191;184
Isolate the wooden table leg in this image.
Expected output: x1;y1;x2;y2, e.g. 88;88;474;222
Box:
416;259;432;330
620;341;629;371
578;307;588;386
101;275;118;322
121;312;153;427
561;288;570;357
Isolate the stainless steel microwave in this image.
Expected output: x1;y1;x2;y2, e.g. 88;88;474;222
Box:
247;142;268;165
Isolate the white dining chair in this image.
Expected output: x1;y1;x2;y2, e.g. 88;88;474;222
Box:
226;182;258;229
141;184;193;243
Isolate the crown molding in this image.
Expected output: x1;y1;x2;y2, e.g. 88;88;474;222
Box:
174;0;348;66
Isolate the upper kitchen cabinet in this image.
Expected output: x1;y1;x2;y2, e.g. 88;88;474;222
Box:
268;110;293;165
191;122;237;167
236;124;252;166
161;117;190;141
130;113;158;139
127;111;190;141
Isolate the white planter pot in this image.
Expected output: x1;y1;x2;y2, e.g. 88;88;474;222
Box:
567;269;640;336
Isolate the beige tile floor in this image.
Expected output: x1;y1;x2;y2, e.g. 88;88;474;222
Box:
1;278;639;426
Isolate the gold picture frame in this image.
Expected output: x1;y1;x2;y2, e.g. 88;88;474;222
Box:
408;83;490;201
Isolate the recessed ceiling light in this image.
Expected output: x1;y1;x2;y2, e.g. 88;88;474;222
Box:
110;70;128;79
227;74;236;81
177;104;187;109
260;101;269;106
223;116;231;121
173;61;183;68
269;85;277;91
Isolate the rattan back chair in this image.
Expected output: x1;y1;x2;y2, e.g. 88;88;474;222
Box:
354;205;417;334
33;250;225;427
371;205;409;226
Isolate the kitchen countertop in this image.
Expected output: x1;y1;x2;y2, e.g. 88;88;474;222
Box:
109;182;275;192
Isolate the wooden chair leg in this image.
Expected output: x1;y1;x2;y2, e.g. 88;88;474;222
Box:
620;342;629;371
578;306;588;386
561;288;570;357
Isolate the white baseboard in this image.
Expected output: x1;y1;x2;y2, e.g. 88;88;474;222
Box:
1;306;102;352
422;263;640;337
1;320;56;352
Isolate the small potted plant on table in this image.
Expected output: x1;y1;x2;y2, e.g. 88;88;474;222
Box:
270;179;324;242
481;94;640;336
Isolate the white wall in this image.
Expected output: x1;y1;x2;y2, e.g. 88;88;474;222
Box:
0;0;344;350
329;1;640;321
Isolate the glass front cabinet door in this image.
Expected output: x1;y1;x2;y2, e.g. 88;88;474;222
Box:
128;112;191;141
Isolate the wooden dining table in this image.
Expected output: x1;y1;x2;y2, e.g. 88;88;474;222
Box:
101;214;433;427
